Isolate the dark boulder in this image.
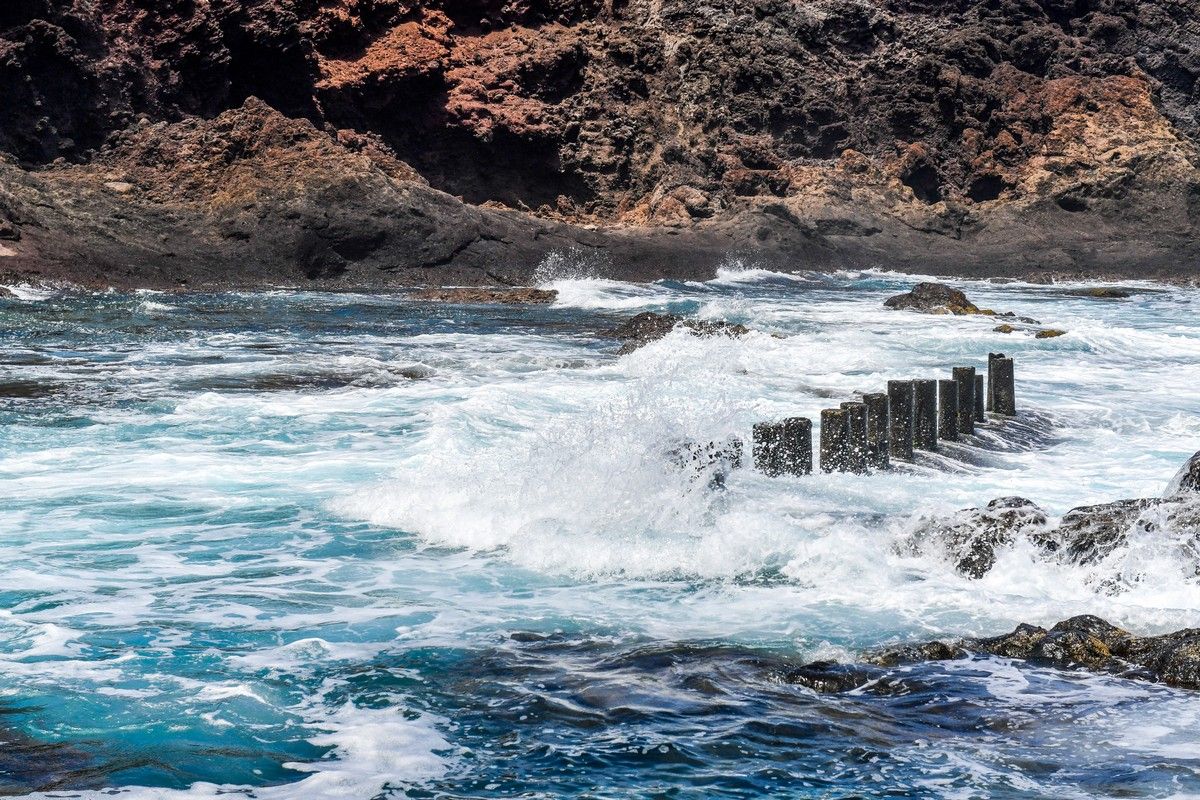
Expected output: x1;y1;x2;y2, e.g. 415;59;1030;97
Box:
900;496;1049;578
1069;287;1133;299
1036;496;1200;577
884;282;981;315
603;311;749;354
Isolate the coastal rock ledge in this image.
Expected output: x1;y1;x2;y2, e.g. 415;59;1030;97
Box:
787;616;1200;693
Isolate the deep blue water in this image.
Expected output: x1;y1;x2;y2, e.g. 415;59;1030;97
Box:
1;270;1199;798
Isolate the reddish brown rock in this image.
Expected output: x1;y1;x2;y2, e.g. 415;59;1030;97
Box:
2;0;1200;286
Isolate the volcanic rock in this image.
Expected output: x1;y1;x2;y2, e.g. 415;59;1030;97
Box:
903;450;1200;580
884;283;982;315
603;312;750;354
1070;288;1134;299
1167;450;1200;497
856;616;1200;691
901;497;1050;578
2;1;1200;286
411;287;558;304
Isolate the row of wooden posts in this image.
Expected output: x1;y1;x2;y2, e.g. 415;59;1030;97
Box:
752;353;1017;476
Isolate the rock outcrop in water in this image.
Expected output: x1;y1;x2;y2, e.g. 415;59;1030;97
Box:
602;311;750;354
901;449;1200;582
784;615;1200;693
884;282;985;315
1;0;1199;287
868;615;1200;690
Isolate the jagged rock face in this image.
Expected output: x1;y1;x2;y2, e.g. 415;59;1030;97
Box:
1167;450;1200;496
884;282;981;315
861;615;1200;691
2;0;1200;284
3;1;1198;210
901;496;1050;578
902;453;1200;582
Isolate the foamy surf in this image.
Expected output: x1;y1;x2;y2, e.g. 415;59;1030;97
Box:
2;274;1199;797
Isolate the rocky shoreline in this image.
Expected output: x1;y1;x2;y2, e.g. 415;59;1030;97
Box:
787;450;1200;693
2;1;1199;289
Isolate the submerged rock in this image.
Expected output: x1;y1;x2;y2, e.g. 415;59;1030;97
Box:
1069;287;1133;299
884;282;981;315
411;287;558;304
603;311;749;354
900;497;1049;578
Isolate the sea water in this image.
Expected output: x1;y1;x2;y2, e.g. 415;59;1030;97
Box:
1;269;1198;798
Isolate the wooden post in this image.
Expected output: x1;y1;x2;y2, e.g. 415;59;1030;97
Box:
840;401;869;474
820;408;851;473
862;392;890;470
974;374;986;422
992;357;1016;416
887;380;915;462
913;379;938;451
938;379;959;441
953;367;976;435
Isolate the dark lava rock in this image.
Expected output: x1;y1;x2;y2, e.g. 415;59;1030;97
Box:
864;640;966;668
603;311;750;354
884;282;981;315
4;1;1200;287
1035;498;1162;565
1036;496;1200;577
799;616;1200;693
1069;287;1133;299
782;661;887;693
901;497;1050;578
1167;450;1200;496
411;287;558;304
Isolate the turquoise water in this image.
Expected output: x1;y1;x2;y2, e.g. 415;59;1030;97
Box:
2;270;1199;798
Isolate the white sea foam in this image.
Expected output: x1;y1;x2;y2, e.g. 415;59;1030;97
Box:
5;273;1200;797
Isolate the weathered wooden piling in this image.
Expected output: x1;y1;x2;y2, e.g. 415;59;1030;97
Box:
952;367;976;435
840;401;870;473
887;380;915;462
992;356;1016;416
753;418;812;476
862;392;890;470
820;408;851;473
938;379;959;441
974;374;986;422
913;379;939;451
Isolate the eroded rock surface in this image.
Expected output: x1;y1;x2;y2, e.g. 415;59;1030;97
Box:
602;311;750;354
1;1;1199;286
901;450;1200;582
864;616;1200;691
901;496;1050;578
884;282;982;315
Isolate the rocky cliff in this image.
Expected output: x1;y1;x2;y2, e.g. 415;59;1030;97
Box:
2;0;1198;287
